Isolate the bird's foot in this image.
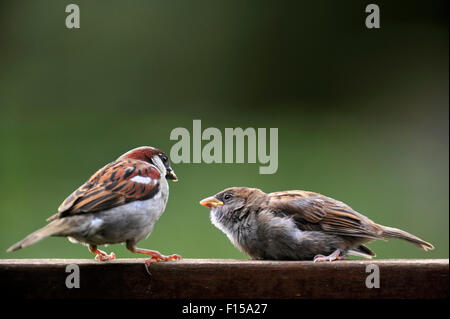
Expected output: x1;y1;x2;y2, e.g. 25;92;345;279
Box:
126;245;182;267
94;250;116;261
144;252;182;266
313;249;345;263
89;245;116;261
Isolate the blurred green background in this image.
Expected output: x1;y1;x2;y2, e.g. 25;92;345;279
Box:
0;0;448;260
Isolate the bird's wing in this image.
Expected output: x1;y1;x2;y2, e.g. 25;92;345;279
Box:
266;190;384;240
47;159;161;221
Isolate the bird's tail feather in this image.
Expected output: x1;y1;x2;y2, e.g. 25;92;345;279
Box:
348;244;376;259
381;226;434;251
7;219;68;253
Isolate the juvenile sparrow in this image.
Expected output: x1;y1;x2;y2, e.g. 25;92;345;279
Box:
8;146;181;264
200;187;434;262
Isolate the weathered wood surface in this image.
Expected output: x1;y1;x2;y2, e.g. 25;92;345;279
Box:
0;259;447;299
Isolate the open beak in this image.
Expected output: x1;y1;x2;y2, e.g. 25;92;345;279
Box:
166;167;178;182
199;196;224;208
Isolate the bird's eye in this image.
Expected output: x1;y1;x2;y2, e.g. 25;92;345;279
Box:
224;194;233;201
161;155;168;162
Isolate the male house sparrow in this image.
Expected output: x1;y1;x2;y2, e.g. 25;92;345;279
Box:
8;146;181;264
200;187;434;262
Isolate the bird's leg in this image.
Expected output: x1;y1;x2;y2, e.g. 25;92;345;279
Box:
126;241;182;266
88;244;116;261
313;249;345;263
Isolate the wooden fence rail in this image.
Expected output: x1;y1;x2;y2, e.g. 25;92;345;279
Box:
0;259;448;299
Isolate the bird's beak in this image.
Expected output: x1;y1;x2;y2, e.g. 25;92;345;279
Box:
199;196;224;208
166;167;178;182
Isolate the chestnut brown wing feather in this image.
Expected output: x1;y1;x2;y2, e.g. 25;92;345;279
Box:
267;191;384;240
47;159;161;221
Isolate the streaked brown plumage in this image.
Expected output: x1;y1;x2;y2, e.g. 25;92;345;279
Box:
7;146;181;264
47;158;162;221
200;187;434;262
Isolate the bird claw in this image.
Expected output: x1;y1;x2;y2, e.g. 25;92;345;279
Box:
144;253;182;266
313;250;345;263
95;251;116;261
313;254;326;262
